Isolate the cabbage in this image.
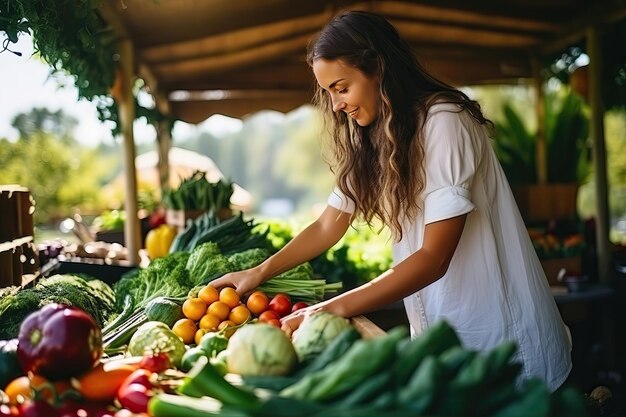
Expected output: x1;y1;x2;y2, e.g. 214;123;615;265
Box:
226;323;297;376
292;312;352;362
127;321;186;368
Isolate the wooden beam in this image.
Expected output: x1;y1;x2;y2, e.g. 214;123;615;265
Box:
367;1;559;33
587;26;612;284
169;92;312;123
141;12;332;63
540;0;626;54
153;33;312;80
392;19;546;48
117;39;141;265
532;57;547;184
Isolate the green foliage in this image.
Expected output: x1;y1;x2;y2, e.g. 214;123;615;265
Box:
228;248;271;271
185;242;234;285
92;209;125;231
0;132;113;223
492;88;591;185
492;103;537;185
0;0;117;100
263;218;392;288
162;170;234;211
545;92;590;183
112;252;191;313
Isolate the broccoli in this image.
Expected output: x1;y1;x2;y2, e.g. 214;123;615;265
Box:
0;274;117;339
34;274;116;327
228;248;271;271
186;242;234;285
113;252;192;313
0;289;40;339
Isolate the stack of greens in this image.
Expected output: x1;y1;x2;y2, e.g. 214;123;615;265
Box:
162;171;234;213
0;274;116;339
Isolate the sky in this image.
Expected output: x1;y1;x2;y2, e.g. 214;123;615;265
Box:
0;35;243;147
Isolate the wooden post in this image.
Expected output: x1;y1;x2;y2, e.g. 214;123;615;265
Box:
587;26;611;284
117;39;141;265
532;57;547;185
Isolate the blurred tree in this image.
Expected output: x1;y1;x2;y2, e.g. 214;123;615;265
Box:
11;107;78;140
0;131;113;224
274;106;334;208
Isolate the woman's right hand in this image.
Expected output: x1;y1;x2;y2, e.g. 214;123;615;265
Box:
210;267;264;296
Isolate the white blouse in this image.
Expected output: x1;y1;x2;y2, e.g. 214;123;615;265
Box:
327;103;572;391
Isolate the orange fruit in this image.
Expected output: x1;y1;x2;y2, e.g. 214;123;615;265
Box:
219;287;240;308
198;313;221;331
4;376;32;404
246;291;269;315
218;320;237;338
229;305;251;325
195;328;207;345
172;318;197;344
198;285;219;305
208;301;230;321
182;298;207;321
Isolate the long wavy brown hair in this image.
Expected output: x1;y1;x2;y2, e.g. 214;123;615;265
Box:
307;11;493;241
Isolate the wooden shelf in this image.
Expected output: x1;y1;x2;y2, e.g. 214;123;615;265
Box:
0;236;34;253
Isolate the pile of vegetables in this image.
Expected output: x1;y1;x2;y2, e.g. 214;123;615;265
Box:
162;170;234;213
0;274;116;339
169;211;270;254
148;320;586;417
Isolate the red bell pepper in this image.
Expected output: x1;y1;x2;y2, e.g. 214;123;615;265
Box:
17;304;102;381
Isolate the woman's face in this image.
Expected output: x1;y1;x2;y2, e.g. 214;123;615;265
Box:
312;58;380;127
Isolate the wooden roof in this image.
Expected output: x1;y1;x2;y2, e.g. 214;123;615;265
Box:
99;0;626;123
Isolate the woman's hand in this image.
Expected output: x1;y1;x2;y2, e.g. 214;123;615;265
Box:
210;267;264;296
280;302;326;337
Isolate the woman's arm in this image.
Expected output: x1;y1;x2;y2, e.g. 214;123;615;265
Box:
282;213;467;331
211;205;352;295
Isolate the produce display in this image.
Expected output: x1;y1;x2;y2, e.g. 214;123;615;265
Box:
0;212;588;416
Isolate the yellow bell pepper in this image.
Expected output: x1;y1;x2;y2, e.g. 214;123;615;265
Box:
145;224;177;259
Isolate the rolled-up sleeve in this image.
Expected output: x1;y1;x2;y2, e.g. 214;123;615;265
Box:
327;186;356;214
422;105;478;225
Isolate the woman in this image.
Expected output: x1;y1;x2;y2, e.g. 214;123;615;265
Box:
212;10;571;391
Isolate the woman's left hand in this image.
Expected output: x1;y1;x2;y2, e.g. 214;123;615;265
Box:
280;304;323;338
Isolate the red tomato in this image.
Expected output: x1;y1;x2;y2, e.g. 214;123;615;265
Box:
269;294;292;317
291;302;308;312
258;310;281;323
266;319;281;328
139;353;170;373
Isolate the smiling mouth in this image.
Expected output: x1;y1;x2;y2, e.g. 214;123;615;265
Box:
347;108;359;117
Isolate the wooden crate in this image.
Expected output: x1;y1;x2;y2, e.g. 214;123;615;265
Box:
0;185;38;288
0;186;34;241
540;256;582;286
166;209;206;232
512;183;578;222
351;315;386;339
